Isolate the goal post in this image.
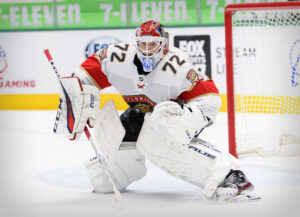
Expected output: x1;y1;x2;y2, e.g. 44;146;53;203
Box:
225;2;300;158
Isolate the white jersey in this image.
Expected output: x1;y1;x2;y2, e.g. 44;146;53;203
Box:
78;43;220;121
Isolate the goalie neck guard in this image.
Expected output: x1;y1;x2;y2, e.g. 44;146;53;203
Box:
136;19;169;72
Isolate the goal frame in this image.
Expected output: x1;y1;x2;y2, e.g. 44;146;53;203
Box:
225;1;300;158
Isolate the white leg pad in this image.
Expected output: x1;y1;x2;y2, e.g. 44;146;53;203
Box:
84;142;147;193
136;113;240;199
93;100;126;162
84;100;147;193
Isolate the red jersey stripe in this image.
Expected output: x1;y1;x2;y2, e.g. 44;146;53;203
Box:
81;55;111;90
180;79;219;102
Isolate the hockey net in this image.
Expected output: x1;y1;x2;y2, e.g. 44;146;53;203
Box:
225;2;300;157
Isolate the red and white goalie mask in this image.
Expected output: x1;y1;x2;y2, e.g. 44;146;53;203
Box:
136;20;169;72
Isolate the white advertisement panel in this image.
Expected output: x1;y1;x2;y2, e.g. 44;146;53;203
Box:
0;29;134;94
0;26;227;95
233;26;300;96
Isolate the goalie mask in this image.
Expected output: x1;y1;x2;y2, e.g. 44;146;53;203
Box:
136;20;169;72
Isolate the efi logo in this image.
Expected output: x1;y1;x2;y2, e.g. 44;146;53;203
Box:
0;46;8;74
85;36;122;59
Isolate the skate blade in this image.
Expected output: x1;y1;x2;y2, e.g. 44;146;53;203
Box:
230;194;261;202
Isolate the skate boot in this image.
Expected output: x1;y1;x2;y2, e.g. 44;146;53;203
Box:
213;169;261;202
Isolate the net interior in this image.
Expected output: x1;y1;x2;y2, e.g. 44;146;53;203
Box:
232;8;300;156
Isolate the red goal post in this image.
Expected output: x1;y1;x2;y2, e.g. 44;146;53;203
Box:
225;2;300;158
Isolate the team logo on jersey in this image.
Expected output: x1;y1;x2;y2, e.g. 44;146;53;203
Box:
85;36;122;58
174;35;211;78
290;39;300;87
134;103;152;113
186;69;200;85
95;47;108;64
123;95;156;113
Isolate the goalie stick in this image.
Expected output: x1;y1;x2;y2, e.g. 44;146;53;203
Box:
43;49;122;203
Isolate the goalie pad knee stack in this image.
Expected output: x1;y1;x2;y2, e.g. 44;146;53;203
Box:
137;113;240;199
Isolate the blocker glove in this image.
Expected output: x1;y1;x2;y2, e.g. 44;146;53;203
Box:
54;77;100;140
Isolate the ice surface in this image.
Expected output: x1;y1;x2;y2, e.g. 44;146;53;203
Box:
0;111;299;217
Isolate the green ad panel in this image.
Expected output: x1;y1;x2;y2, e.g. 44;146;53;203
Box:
199;0;287;25
128;0;198;26
0;2;56;29
0;0;293;30
200;0;226;25
0;0;199;30
81;0;127;27
0;0;124;29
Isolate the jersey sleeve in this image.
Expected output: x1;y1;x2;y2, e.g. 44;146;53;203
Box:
178;68;221;123
80;47;112;90
179;69;219;103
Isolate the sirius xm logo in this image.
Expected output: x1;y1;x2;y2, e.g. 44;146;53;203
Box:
174;35;211;78
290;39;300;87
85;36;122;58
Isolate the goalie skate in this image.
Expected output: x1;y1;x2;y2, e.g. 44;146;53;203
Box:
213;170;261;202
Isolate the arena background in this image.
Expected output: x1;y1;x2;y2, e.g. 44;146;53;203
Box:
0;0;295;110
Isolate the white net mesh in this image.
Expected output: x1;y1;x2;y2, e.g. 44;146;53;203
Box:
232;8;300;156
233;9;300;26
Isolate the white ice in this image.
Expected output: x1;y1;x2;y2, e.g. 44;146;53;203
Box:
0;111;300;217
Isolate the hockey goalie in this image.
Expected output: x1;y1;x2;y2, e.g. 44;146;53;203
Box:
54;19;260;202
